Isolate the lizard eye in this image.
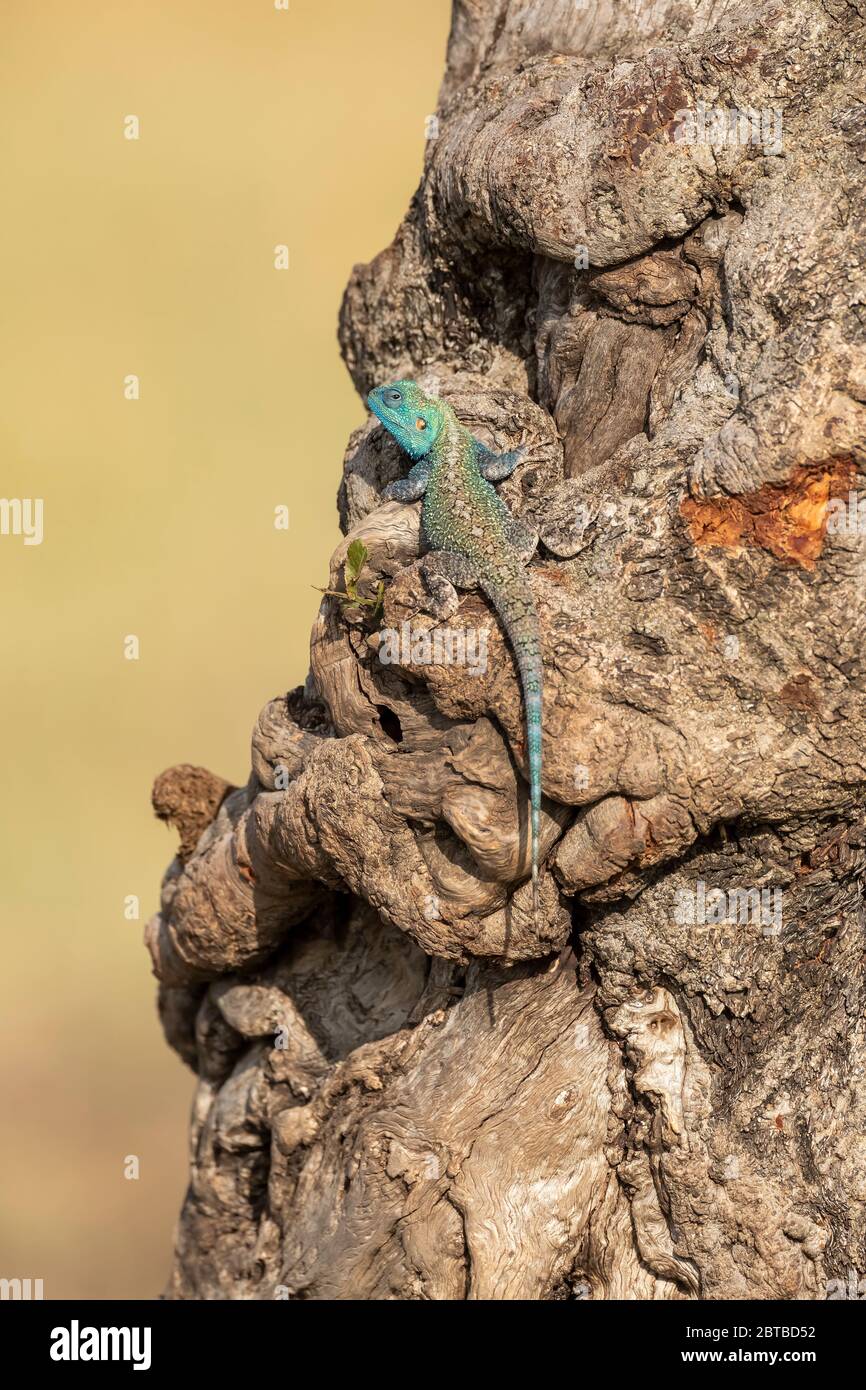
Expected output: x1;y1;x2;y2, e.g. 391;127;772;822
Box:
416;417;427;430
383;388;402;406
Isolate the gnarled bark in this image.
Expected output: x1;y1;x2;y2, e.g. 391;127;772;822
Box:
148;0;866;1300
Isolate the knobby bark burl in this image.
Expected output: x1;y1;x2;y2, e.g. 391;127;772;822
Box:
147;0;866;1299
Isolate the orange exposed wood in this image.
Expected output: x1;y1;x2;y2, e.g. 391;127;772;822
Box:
681;458;858;569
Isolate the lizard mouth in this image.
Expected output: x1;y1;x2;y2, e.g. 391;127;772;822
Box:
367;391;397;432
366;394;405;436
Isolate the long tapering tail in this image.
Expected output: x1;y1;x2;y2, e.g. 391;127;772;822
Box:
482;569;543;921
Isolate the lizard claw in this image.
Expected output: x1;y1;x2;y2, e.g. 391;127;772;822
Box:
420;571;460;621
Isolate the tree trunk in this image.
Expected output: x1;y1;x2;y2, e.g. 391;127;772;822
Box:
147;0;866;1300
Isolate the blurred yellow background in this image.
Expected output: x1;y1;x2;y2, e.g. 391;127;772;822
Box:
0;0;449;1298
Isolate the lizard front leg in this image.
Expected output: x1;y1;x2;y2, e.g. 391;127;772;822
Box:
419;550;479;620
473;436;525;482
382;460;431;502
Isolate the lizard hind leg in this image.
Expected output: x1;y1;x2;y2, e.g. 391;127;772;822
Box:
506;515;539;563
419;550;479;620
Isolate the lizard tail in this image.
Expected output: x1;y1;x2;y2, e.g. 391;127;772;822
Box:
481;572;543;923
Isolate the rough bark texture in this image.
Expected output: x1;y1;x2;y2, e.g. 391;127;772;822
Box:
148;0;866;1300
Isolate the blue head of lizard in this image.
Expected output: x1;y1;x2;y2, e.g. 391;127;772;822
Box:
367;380;445;461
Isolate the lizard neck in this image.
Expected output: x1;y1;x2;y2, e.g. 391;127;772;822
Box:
430;414;476;478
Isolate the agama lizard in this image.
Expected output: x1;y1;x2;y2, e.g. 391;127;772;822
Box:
367;380;543;919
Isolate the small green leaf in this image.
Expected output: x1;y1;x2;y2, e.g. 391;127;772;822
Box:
345;539;368;587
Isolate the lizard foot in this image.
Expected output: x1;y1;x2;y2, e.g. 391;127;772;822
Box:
419;550;479;620
420;570;460;621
